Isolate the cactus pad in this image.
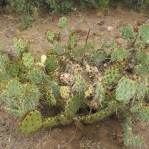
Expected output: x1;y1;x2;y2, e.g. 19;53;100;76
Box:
19;110;42;134
103;66;121;85
116;77;137;102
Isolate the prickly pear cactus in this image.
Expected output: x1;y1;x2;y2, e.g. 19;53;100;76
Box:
111;48;129;62
19;110;42;134
46;87;57;106
13;38;28;57
27;67;46;84
1;17;149;147
116;77;137;102
139;24;149;44
103;66;121;86
94;82;105;104
0;79;40;117
22;52;34;69
47;30;56;43
64;93;84;118
72;73;87;93
120;25;135;40
45;55;58;73
58;16;68;28
60;86;71;100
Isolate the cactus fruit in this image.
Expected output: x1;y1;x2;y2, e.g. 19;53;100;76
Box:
19;110;42;134
116;77;137;102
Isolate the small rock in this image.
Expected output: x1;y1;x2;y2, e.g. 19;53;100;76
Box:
107;26;114;32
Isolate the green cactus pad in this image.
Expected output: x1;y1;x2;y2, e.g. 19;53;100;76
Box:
65;93;84;118
47;31;56;43
111;48;129;62
27;67;46;84
45;55;58;73
19;110;42;134
90;50;107;65
60;86;71;100
94;82;105;104
58;17;68;28
116;77;137;102
139;24;149;44
103;66;121;85
22;52;34;69
120;25;135;40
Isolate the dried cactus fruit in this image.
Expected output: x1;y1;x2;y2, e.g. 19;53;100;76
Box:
19;110;42;134
22;52;34;69
60;73;74;86
103;66;121;86
116;77;137;102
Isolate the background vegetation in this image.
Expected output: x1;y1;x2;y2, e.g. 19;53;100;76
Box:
5;0;149;14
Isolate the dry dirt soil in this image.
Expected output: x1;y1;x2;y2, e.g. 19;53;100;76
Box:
0;8;149;149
